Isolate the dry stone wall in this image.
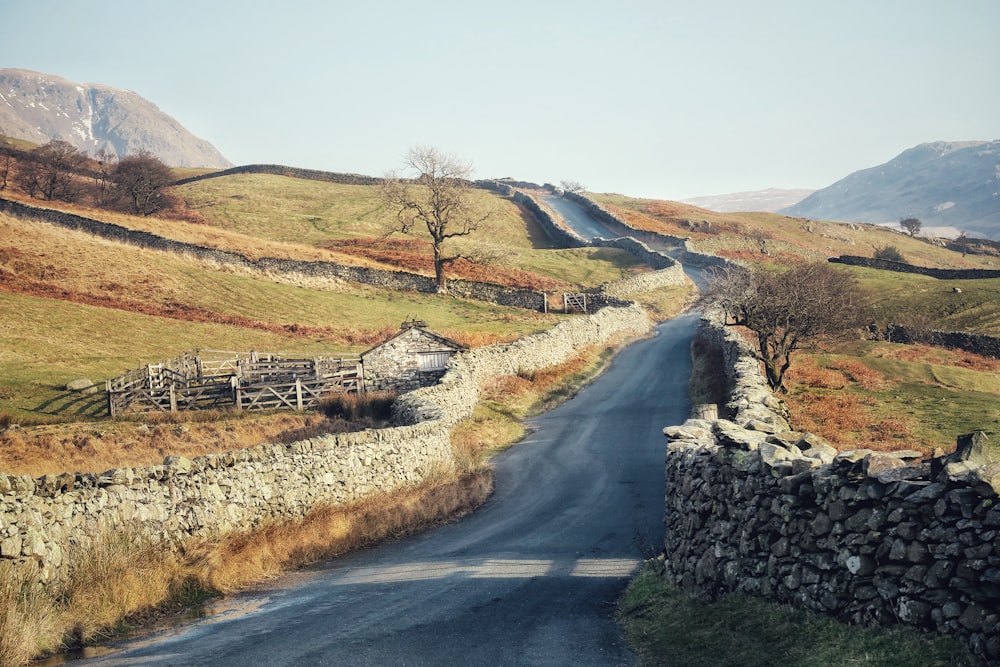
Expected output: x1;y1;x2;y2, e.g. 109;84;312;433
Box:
0;198;546;312
832;255;1000;280
0;422;453;582
879;324;1000;360
661;313;1000;662
1;294;655;585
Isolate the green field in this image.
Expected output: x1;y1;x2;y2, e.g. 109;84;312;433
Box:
849;267;1000;335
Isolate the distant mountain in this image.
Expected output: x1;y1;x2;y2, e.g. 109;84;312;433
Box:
0;68;232;168
681;188;815;213
780;141;1000;240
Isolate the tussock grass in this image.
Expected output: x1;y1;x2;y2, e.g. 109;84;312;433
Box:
184;470;492;594
319;390;397;423
0;562;62;667
619;565;978;667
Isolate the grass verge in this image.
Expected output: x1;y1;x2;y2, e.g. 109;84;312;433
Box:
619;564;978;667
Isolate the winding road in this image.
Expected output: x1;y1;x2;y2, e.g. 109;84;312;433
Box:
76;195;700;667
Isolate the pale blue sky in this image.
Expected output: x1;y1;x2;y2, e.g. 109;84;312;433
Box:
2;0;998;199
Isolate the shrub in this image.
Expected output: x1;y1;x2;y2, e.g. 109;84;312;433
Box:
873;244;906;263
320;391;396;423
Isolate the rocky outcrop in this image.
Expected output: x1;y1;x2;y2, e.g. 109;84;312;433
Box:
662;313;1000;662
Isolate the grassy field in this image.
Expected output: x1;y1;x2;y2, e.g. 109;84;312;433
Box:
849;266;1000;335
619;565;978;667
174;174;540;249
785;342;1000;454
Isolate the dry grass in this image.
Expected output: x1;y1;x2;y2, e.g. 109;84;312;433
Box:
874;343;1000;372
0;562;63;667
0;412;376;477
184;470;491;593
0;470;493;666
785;356;921;451
782;343;1000;453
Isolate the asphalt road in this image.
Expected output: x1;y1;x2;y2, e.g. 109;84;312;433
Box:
74;309;697;667
539;194;619;240
74;194;698;666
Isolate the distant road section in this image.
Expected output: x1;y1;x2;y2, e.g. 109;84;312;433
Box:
540;193;619;240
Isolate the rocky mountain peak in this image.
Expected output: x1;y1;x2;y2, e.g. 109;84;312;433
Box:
0;68;232;168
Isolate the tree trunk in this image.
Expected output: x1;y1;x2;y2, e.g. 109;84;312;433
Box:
433;245;448;293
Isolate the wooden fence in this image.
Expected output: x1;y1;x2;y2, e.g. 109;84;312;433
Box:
107;350;362;417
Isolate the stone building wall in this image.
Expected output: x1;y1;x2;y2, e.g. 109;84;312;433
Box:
661;313;1000;662
362;327;462;393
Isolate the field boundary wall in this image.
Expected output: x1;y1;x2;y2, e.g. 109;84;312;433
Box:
661;312;1000;662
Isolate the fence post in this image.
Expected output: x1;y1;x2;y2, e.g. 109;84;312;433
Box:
169;384;177;413
295;378;303;410
106;379;116;418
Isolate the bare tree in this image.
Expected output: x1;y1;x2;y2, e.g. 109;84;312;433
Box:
953;231;970;257
381;146;493;292
112;150;174;215
18;140;84;201
93;148;118;206
707;261;866;392
900;217;922;237
560;180;586;193
0;151;12;191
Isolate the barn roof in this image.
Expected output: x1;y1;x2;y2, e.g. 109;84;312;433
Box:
360;325;465;358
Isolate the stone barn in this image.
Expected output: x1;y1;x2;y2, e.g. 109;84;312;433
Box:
361;322;465;393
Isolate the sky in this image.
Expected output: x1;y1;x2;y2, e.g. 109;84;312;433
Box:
2;0;999;200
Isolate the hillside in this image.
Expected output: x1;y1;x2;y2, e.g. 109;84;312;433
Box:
681;188;814;213
0;173;667;425
780;140;1000;239
0;68;232;168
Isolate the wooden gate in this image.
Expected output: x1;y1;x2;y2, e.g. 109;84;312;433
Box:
563;293;589;313
107;351;362;416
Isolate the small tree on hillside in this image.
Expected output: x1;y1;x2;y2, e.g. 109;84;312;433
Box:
873;244;906;263
381;146;494;292
900;217;922;237
707;261;866;392
93;148;118;206
112;151;174;216
0;150;12;191
17;140;84;201
953;231;970;257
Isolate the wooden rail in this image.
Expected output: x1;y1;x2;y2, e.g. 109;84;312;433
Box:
107;350;362;416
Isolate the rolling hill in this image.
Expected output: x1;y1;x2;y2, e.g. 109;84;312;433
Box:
781;140;1000;239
